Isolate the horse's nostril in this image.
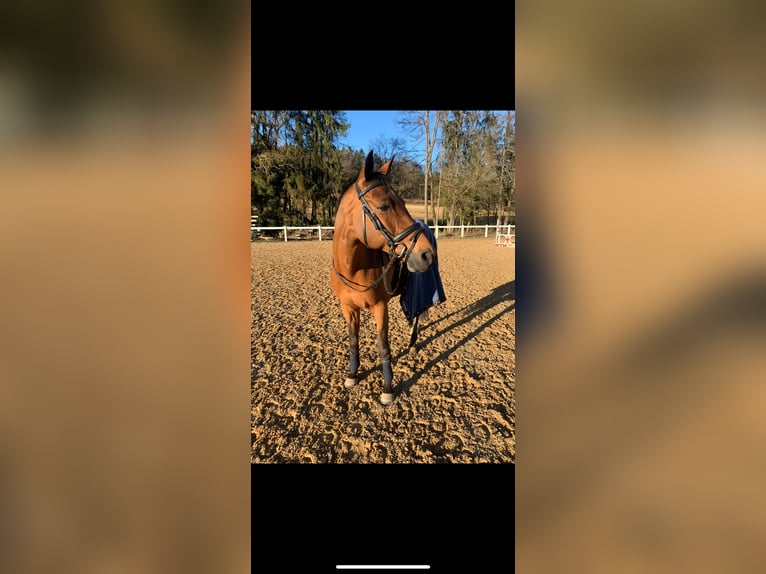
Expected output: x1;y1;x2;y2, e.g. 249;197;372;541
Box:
422;251;434;266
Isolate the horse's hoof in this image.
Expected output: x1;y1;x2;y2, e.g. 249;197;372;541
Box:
380;392;394;405
408;346;417;355
344;377;357;389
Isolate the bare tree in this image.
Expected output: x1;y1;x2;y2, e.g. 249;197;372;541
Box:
498;111;515;225
369;135;408;164
398;111;440;225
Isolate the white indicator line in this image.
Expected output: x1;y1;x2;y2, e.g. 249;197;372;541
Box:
336;566;430;570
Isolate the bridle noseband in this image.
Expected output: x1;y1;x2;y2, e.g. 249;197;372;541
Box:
333;176;425;295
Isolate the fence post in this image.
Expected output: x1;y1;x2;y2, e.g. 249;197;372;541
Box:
434;225;439;239
318;226;322;241
461;224;465;238
283;226;288;241
485;224;489;238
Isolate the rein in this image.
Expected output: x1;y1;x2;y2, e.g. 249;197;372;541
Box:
332;251;402;294
332;176;424;295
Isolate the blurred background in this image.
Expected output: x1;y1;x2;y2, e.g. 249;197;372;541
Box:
516;1;766;572
0;2;250;573
7;0;766;571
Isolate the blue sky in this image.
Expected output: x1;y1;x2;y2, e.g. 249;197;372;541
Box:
252;111;514;158
340;110;514;168
340;110;407;155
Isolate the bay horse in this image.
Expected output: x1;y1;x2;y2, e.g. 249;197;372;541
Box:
330;151;436;405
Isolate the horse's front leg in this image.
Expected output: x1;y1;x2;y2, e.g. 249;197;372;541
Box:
341;304;360;389
407;313;420;353
371;301;394;405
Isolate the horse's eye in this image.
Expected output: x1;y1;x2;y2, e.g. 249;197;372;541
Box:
378;204;391;213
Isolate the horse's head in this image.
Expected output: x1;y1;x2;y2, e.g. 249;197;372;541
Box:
352;151;435;273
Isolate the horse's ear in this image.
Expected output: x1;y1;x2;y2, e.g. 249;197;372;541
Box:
379;154;395;177
361;150;375;181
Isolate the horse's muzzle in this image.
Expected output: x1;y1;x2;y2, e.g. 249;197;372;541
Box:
406;249;434;273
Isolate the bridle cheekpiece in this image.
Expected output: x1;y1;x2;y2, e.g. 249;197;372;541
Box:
355;176;424;263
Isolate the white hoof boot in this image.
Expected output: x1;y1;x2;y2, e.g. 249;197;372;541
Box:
344;377;357;389
380;392;394;405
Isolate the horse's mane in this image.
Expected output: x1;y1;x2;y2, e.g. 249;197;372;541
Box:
335;175;356;211
335;152;399;212
339;174;357;199
335;167;388;210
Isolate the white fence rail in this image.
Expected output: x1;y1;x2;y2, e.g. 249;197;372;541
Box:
251;217;514;243
250;225;335;241
433;224;515;240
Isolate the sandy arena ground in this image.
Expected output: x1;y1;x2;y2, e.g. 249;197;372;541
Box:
251;236;515;463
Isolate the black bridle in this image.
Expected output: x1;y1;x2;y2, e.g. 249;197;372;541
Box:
356;177;424;259
333;176;425;295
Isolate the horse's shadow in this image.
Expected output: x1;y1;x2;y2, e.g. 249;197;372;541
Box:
394;279;516;394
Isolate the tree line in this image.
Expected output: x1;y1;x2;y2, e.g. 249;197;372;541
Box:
251;110;515;228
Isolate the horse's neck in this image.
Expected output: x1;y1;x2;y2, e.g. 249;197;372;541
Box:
333;193;387;275
334;235;382;275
